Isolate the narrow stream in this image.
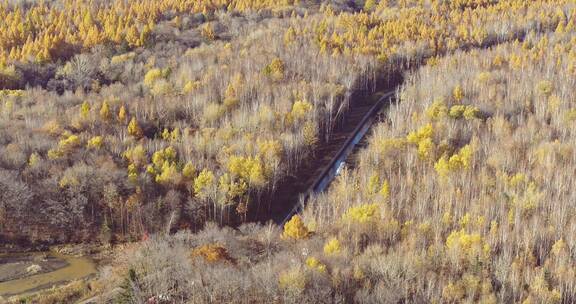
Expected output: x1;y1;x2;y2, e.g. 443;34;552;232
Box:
0;252;96;297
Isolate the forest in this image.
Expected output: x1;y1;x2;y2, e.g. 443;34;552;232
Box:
1;0;576;303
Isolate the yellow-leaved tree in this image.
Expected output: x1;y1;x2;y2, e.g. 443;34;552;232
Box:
282;215;310;240
127;117;143;138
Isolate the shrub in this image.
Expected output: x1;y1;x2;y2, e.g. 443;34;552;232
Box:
279;266;307;293
144;68;163;87
80;101;90;118
191;244;234;263
537;80;553;96
323;238;341;255
435;144;474;178
100;101;111;121
407;124;433;144
417;137;434;160
341;203;379;224
117;105;127;123
364;0;376;11
202;23;216;40
290;100;313;122
48;134;82;159
182;80;201;94
123;145;147;166
87;136;104;149
305;257;326;272
448;105;479;120
28;152;41;167
0;65;22;89
282;215;310;240
263;58;285;80
452;85;464;102
182;162;196;179
127;117;143;138
426;99;448;120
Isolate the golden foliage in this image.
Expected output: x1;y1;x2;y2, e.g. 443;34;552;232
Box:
117;105;127;124
182;162;196;180
407;124;433;144
435;144;474;178
282;215;310;240
191;243;234;264
80;101;90;119
123;144;147;167
0;0;297;64
305;256;326;272
100;101;111;121
323;238;341;255
446;229;490;260
341;203;379;224
87;136;104;149
48;133;82;159
194;169;215;199
263;58;285;80
227;155;266;188
127;117;143;138
202;23;216;40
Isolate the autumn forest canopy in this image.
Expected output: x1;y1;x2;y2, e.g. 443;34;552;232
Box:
1;0;576;303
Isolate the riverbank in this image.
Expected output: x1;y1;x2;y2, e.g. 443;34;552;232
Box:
0;243;113;301
0;253;96;298
0;253;69;284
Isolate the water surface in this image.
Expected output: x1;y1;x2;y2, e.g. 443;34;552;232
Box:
0;252;96;297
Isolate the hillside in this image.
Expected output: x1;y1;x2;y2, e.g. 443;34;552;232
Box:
1;0;575;303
